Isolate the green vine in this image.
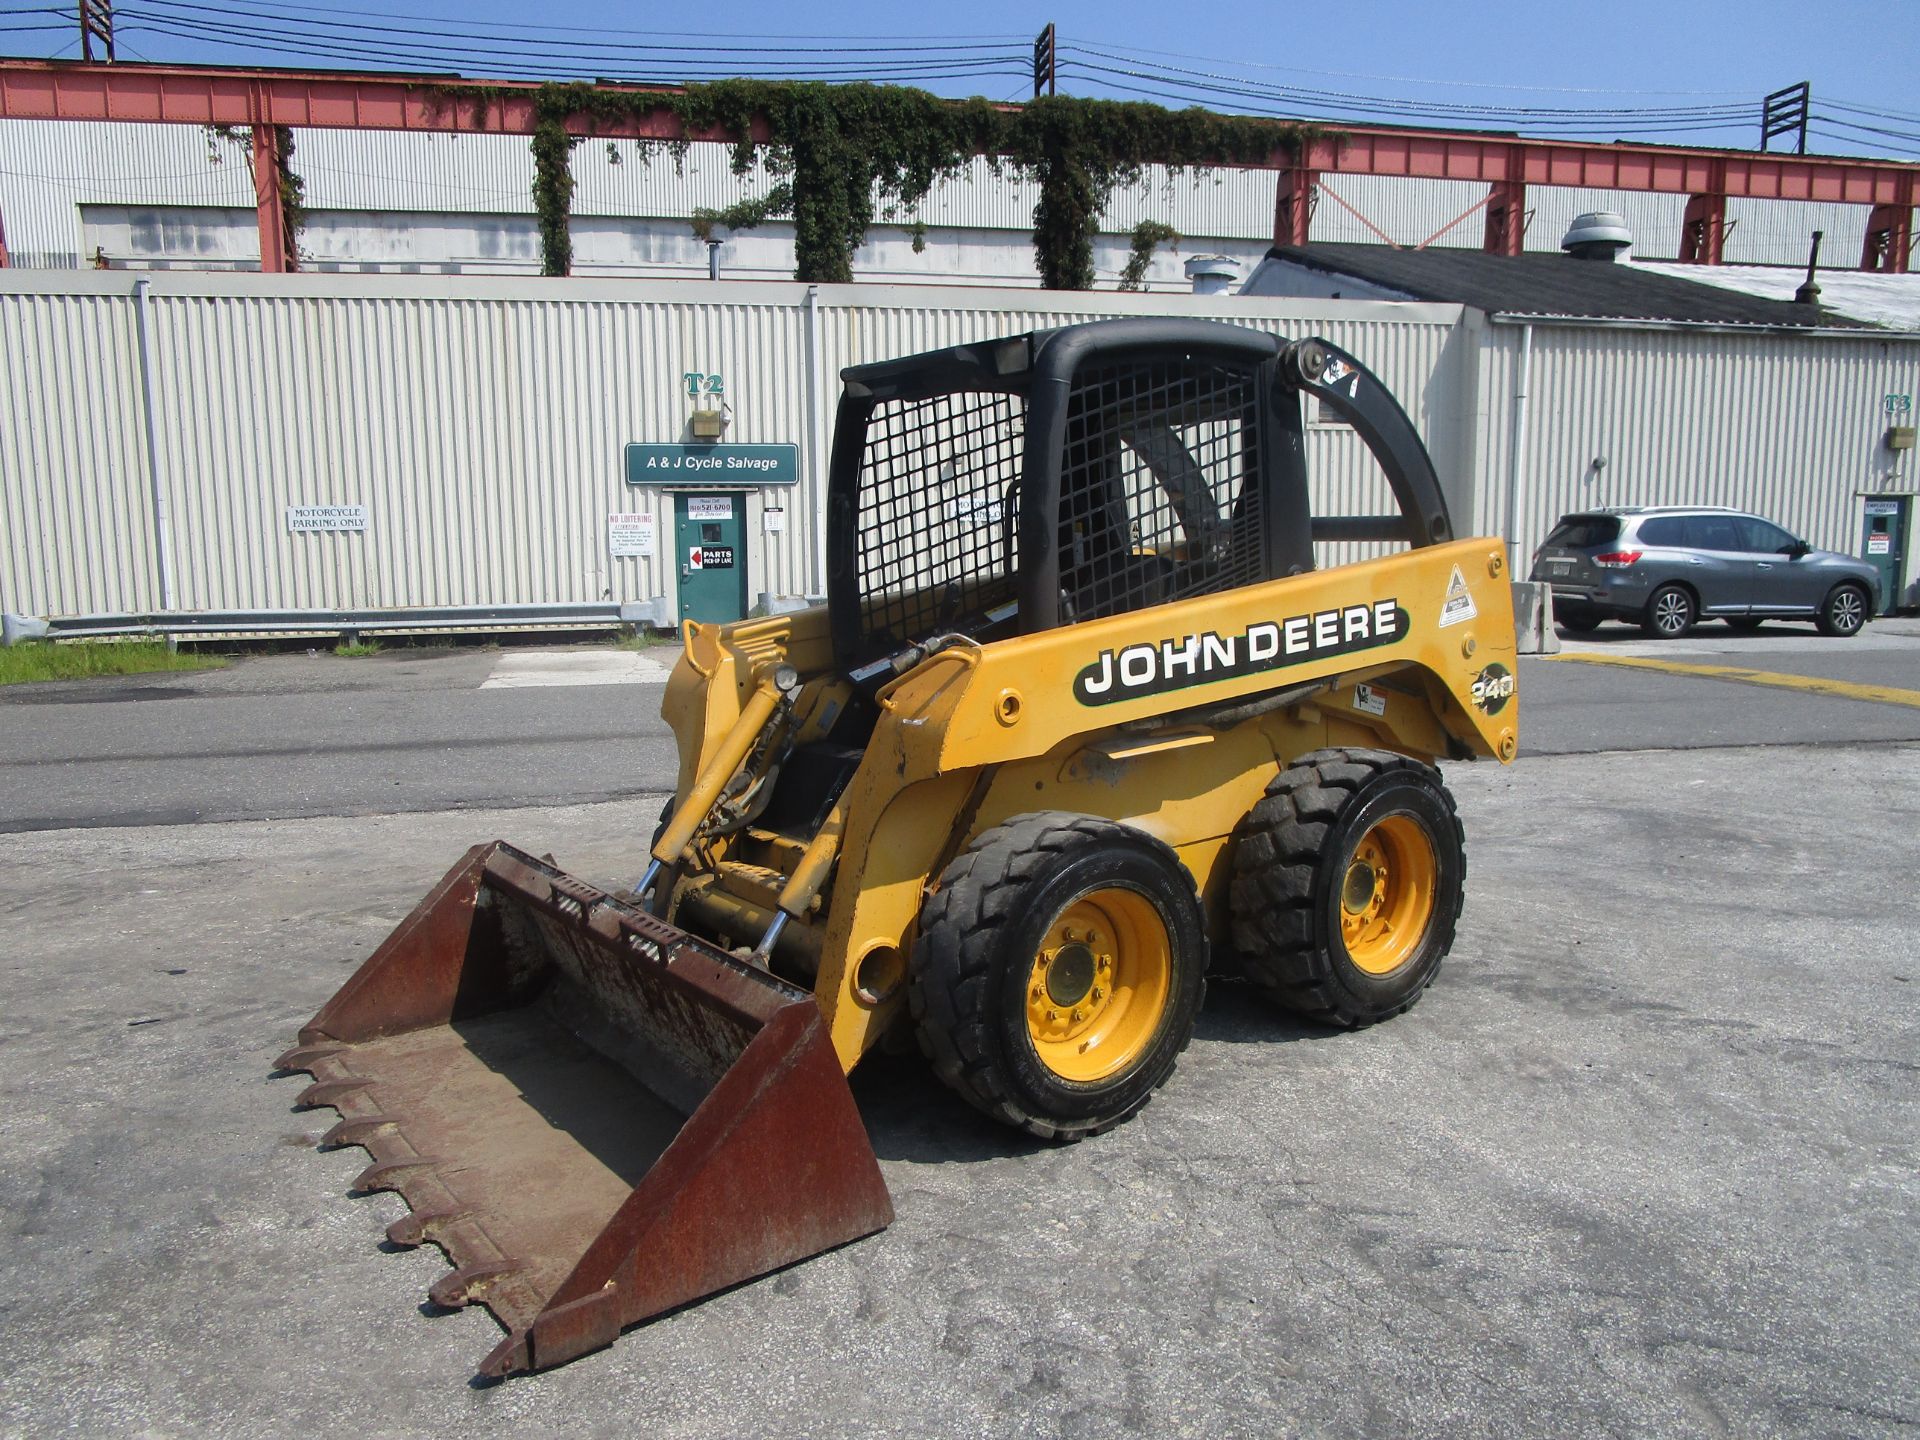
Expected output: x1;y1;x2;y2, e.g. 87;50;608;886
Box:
690;183;794;244
204;123;306;268
1001;98;1310;290
274;127;306;266
1119;220;1180;290
433;81;1325;286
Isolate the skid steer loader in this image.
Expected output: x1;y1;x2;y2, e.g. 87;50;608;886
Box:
278;318;1518;1376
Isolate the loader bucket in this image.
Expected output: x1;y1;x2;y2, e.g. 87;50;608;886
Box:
275;842;893;1378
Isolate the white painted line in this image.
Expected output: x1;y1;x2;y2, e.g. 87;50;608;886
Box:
480;650;672;689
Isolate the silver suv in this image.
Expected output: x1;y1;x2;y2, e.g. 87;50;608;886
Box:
1531;506;1880;638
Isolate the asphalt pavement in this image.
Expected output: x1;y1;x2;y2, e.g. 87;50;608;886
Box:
3;618;1918;832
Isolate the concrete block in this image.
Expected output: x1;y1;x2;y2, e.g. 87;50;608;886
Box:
1510;581;1560;655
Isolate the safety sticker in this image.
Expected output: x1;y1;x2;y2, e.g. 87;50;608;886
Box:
1352;683;1387;716
1438;564;1478;628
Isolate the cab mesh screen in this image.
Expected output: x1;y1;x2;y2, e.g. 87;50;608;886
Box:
854;388;1025;650
1058;357;1265;622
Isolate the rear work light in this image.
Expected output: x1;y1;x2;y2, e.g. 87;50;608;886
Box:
1592;550;1643;568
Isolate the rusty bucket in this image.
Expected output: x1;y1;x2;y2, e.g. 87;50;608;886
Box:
276;842;893;1377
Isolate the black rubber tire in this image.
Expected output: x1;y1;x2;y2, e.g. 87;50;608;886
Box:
909;812;1207;1142
1229;748;1464;1029
1641;584;1697;638
1555;609;1601;634
1726;617;1764;632
1816;583;1871;637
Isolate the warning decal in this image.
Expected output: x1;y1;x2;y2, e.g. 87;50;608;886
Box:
1438;565;1478;628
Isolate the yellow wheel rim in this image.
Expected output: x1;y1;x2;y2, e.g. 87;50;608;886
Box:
1338;814;1438;976
1024;887;1171;1083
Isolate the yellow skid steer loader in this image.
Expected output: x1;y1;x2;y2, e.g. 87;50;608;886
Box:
279;318;1518;1376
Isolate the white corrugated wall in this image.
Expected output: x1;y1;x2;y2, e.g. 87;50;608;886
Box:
10;268;1912;627
1477;320;1920;562
0;272;1469;621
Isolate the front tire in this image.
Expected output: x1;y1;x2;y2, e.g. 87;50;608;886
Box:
910;813;1206;1141
1642;584;1697;638
1230;749;1464;1028
1816;583;1870;637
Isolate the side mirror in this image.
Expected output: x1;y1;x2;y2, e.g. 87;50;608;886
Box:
1786;539;1812;558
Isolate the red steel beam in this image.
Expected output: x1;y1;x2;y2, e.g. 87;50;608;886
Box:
0;58;754;141
3;60;1909;198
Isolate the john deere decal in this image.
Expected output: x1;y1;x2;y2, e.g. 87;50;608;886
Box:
1074;599;1408;705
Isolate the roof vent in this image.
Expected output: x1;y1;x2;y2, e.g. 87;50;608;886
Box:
1561;210;1633;262
1183;254;1239;295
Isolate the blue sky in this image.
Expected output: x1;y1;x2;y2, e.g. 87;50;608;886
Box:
6;0;1916;159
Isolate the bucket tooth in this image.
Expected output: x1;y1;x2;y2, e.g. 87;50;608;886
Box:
322;1115;398;1149
274;1044;343;1074
352;1157;443;1196
296;1077;373;1110
386;1208;470;1249
430;1262;519;1310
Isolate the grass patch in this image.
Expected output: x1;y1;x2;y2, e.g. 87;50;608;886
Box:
333;639;384;658
612;626;665;651
0;639;227;687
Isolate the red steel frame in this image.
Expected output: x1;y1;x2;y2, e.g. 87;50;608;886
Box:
0;58;1912;274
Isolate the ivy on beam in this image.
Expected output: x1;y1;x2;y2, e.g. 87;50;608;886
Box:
465;81;1323;287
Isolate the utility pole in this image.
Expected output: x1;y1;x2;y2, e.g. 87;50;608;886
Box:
78;0;115;61
1032;23;1056;99
1761;82;1809;155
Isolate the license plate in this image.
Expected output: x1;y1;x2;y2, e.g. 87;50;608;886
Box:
1547;559;1571;572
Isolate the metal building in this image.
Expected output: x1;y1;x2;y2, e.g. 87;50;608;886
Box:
3;263;1916;641
0;117;1885;285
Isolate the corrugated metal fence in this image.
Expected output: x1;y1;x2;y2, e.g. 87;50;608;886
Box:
0;272;1468;625
1474;320;1920;564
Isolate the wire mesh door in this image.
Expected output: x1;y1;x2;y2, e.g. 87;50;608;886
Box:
852;388;1026;653
1057;356;1267;623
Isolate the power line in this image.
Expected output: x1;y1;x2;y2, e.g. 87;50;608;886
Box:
134;0;1028;57
1065;43;1757;122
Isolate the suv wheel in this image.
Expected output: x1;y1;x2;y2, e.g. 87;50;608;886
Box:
1642;585;1696;639
1816;584;1870;638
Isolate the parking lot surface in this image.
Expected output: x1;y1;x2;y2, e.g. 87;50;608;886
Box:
1;737;1914;1438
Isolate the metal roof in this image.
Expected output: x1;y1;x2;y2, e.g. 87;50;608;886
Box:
1246;242;1880;329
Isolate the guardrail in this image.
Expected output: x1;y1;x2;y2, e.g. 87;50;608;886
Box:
1;601;666;646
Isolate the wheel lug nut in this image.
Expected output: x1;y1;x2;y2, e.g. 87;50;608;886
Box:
1071;1007;1087;1022
1045;1009;1058;1022
1091;987;1104;1002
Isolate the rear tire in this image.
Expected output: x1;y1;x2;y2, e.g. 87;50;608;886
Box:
1230;749;1464;1028
1642;584;1696;638
1554;605;1601;634
910;812;1206;1141
1816;583;1870;637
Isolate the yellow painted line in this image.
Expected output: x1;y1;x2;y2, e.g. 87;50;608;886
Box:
1544;652;1920;710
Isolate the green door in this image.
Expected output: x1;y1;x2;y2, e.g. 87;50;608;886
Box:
674;492;748;625
1861;497;1909;615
